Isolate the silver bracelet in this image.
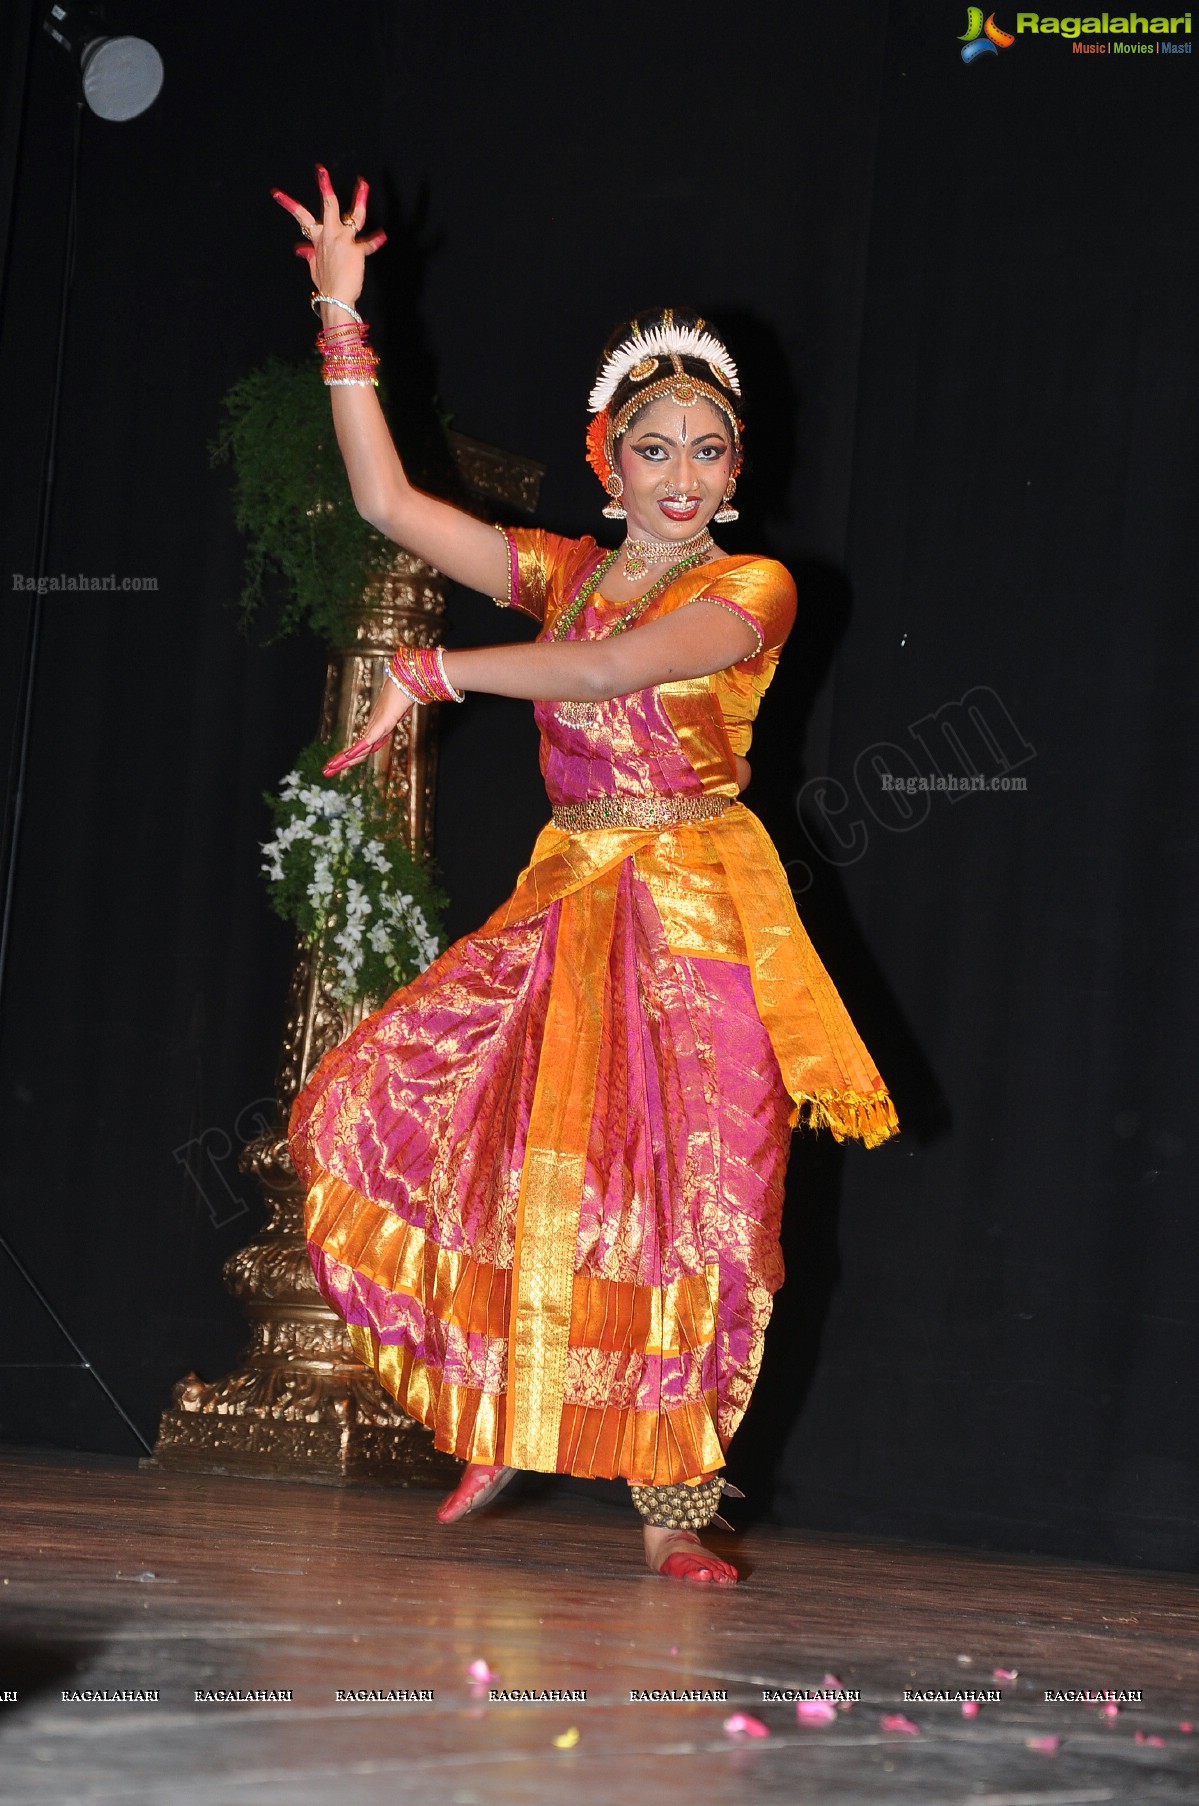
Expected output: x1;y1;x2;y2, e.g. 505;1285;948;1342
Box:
310;293;364;323
384;665;421;705
435;647;465;702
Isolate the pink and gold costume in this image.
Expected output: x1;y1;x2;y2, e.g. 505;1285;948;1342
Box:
288;531;897;1486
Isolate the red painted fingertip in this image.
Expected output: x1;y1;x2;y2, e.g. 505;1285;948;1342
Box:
315;162;333;195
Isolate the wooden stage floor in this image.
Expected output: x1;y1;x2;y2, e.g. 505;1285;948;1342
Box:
0;1451;1196;1805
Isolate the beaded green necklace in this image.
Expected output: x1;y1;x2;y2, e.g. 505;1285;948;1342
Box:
550;547;712;643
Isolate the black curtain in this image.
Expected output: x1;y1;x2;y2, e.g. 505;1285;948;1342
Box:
0;1;1194;1568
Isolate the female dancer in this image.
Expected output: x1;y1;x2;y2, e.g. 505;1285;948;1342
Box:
274;167;898;1585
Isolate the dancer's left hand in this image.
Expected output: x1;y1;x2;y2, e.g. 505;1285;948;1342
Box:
323;681;412;776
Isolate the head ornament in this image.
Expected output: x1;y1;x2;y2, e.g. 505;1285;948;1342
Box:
587;317;741;414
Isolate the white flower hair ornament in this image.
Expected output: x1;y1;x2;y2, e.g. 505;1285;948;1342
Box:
587;322;741;414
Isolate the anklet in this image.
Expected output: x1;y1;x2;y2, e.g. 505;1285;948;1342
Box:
630;1475;725;1530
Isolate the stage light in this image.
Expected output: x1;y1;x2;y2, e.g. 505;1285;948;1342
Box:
42;2;163;121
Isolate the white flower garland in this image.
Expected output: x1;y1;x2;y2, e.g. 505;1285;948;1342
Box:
261;768;443;1007
587;323;741;414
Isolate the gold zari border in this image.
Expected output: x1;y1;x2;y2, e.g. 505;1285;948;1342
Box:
504;871;620;1469
307;1169;726;1483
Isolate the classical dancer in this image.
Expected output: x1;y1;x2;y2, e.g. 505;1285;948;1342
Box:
273;166;898;1585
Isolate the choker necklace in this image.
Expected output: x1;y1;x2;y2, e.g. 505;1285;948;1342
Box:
622;526;713;581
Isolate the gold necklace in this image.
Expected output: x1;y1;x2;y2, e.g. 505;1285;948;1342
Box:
622;526;714;582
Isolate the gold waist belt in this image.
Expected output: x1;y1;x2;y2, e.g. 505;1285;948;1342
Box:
551;793;733;833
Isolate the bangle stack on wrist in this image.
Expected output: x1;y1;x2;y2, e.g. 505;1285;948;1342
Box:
316;318;379;387
384;645;464;705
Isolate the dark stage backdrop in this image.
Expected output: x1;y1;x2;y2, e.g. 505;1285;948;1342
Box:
1;2;1195;1569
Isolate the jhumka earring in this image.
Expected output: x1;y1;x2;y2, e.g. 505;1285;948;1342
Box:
602;472;626;520
714;478;739;524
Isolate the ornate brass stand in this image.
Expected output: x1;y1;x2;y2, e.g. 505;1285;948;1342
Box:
149;442;542;1485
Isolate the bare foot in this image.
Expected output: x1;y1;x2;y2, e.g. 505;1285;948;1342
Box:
643;1525;738;1585
436;1463;517;1524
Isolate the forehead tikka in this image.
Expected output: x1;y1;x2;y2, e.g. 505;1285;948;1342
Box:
605;373;741;463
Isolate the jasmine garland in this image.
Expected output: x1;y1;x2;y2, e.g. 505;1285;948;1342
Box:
261;741;446;1008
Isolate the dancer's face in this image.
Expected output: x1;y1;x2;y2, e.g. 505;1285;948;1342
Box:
615;396;734;542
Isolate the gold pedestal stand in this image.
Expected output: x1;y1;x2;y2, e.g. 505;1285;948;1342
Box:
149;441;542;1486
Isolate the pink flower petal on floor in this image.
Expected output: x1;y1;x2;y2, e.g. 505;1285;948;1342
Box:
796;1698;837;1725
467;1659;496;1684
820;1673;843;1689
1135;1730;1166;1748
1101;1702;1120;1719
724;1712;770;1739
880;1713;920;1736
992;1667;1018;1681
1027;1735;1061;1754
961;1700;980;1718
1180;1721;1194;1733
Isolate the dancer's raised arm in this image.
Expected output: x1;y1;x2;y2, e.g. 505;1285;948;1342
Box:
272;166;509;600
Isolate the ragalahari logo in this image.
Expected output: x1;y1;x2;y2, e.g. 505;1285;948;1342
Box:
960;8;1016;57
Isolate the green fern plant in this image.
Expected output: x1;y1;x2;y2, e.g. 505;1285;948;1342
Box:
211;356;394;643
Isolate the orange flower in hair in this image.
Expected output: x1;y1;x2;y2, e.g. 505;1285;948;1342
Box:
585;410;612;488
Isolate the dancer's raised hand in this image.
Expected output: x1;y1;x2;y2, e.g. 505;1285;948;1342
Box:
270;163;386;305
